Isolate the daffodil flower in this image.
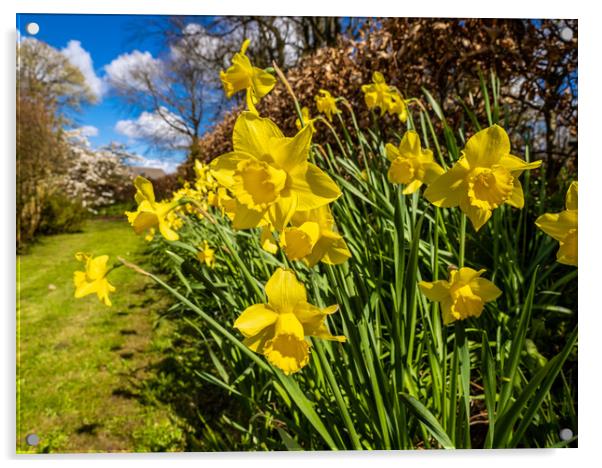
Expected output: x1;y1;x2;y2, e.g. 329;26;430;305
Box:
424;125;542;231
281;205;351;267
536;181;578;266
234;268;346;374
210;112;341;231
125;176;180;241
361;72;408;122
386;130;444;194
197;240;216;268
315;90;340;121
73;253;116;307
220;39;276;113
419;267;502;325
295;107;316;132
387;91;408;122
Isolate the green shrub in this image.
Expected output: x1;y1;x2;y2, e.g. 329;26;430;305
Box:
37;193;88;235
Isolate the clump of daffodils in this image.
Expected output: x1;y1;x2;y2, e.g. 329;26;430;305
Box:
536;181;578;266
234;268;345;374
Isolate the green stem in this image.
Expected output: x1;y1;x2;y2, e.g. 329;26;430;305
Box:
458;214;467;268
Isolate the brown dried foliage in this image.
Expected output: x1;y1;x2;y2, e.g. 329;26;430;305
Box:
179;18;577;189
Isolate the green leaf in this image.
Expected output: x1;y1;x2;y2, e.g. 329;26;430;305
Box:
399;393;455;449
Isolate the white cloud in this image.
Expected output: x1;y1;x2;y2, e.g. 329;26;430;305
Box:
61;40;104;99
79;125;99;137
104;50;162;91
115;107;190;149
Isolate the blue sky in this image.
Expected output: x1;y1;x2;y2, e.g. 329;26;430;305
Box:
17;13;214;173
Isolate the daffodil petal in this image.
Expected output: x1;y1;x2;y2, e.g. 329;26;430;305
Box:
506;179;525;209
232;112;284;158
423;161;446;184
131;211;159;235
270;124;312;172
251;67;276;99
402;179;423;195
322;235;352;265
557;230;578;266
453;267;486;285
499;154;542;175
290;163;341;210
464;125;510;168
86;255;109;280
231;202;266;230
134;176;156;204
424;159;469;207
158;221;179;241
460;199;492;231
265;268;307;314
470;278;502;302
243;326;273;353
385;142;400;162
267;195;298;231
399;130;421;155
234;303;279;338
210;151;255;189
419;280;450;301
566;181;578;210
536;211;577;241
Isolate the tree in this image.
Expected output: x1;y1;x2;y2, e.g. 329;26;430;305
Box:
17;38;94;248
17;37;95;110
107;16;357;157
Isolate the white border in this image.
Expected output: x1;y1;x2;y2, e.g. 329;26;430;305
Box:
3;1;599;468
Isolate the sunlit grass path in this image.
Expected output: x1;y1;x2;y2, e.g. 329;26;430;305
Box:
17;219;185;453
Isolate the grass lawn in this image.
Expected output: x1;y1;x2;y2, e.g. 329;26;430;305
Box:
17;219;186;453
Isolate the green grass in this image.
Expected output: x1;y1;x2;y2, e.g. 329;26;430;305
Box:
17;219;185;453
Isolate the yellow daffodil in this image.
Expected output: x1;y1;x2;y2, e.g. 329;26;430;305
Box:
362;72;390;112
424;125;541;231
210;112;341;231
315;90;340;121
73;253;116;307
361;72;408;122
234;268;346;374
281;205;351;267
197;240;216;268
144;228;156;242
125;176;179;241
387;91;408;122
220;38;276;113
295;107;316;132
386;130;444;194
535;181;578;266
419;267;502;325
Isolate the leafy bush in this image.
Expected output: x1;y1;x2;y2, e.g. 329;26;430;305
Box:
37;193;88;235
